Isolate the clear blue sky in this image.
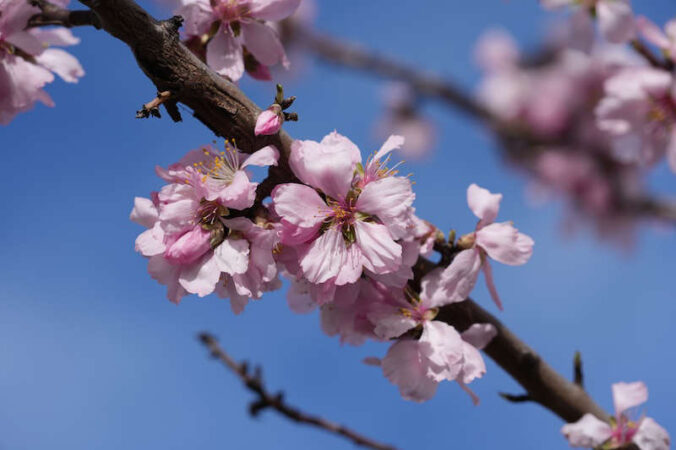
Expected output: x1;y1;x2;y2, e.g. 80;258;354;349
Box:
1;1;675;449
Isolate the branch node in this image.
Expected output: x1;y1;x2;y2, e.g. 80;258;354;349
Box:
136;91;173;119
573;351;584;388
499;392;533;403
163;15;184;34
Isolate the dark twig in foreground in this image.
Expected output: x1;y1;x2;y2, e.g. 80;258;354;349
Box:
198;333;397;450
630;40;674;71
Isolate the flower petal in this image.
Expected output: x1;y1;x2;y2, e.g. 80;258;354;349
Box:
612;381;648;416
354;221;402;275
207;26;244;81
242;21;287;67
561;414;613;448
381;340;439;402
475;222;534;266
241;145;280;168
300;226;345;284
214;237;250;275
467;183;502;226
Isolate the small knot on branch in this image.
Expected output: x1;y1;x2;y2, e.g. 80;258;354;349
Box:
163;15;184;35
573;351;584;388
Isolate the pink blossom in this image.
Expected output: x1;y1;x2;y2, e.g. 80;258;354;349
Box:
255;104;283;135
636;16;676;58
271;132;415;286
596;67;676;172
540;0;635;44
449;184;534;310
157;142;279;210
562;381;670;449
0;0;84;124
369;267;496;403
131;147;280;307
176;0;300;81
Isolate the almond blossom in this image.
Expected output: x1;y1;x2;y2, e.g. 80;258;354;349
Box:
131;145;279;307
255;104;283;135
271;132;414;288
156;142;279;210
540;0;635;44
366;267;496;403
0;0;84;124
451;184;534;310
562;381;670;450
176;0;300;81
596;67;676;172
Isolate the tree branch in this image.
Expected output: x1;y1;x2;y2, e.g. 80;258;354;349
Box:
28;0;99;28
198;333;397;450
287;25;676;227
82;0;607;432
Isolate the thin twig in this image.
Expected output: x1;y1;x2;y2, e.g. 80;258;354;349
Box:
630;40;673;71
28;0;99;28
499;392;533;403
136;91;180;121
198;333;397;450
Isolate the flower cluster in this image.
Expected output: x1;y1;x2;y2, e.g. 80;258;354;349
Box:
176;0;301;81
132;131;535;402
475;8;676;246
0;0;84;124
562;381;670;449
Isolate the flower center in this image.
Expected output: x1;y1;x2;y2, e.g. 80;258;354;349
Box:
647;94;676;130
213;0;250;22
193;144;240;186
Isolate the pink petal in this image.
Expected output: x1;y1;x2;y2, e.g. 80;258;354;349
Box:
30;28;80;46
300;226;346;284
467;183;502;227
355;176;414;223
458;341;487;384
597;0;635;44
147;255;186;304
289;132;361;200
271;183;332;228
373;134;405;161
461;323;497;350
214;237;250;275
354;221;402;274
634;417;671;450
419;321;464;382
422;248;481;309
242;21;287;68
213;170;257;210
249;0;301;21
561;414;613;448
178;252;220;297
164;226;212;265
130;197;159;228
475;222;534;266
381;340;439;402
286;279;318;314
207;26;244;81
35;48;84;83
334;243;363;285
636;16;671;49
241;145;279;168
176;0;215;36
135;223;166;257
612;381;648;416
481;258;503;311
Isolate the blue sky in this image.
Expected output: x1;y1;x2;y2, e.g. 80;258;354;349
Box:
1;1;675;449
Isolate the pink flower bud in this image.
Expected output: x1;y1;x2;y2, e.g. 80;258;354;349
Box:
255;105;283;136
164;226;212;265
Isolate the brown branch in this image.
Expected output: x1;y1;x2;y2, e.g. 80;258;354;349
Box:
198;333;397;450
630;39;673;71
288;25;676;227
28;0;99;28
82;0;608;434
136;90;180;120
289;26;494;123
